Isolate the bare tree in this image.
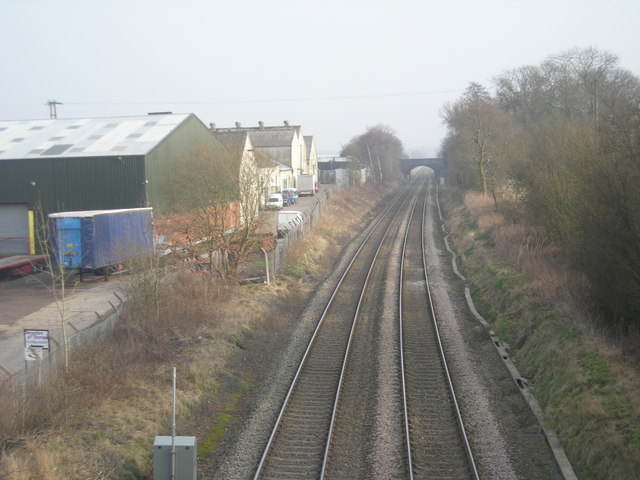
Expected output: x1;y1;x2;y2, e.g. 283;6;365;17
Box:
441;83;518;203
159;144;271;278
476;47;640;329
31;206;78;373
341;125;404;183
495;47;631;129
494;65;553;126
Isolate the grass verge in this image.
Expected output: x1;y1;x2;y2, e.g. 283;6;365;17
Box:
442;188;640;480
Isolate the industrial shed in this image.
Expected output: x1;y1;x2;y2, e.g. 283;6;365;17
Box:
0;113;221;255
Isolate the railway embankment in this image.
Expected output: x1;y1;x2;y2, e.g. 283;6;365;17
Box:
440;187;640;480
0;183;392;479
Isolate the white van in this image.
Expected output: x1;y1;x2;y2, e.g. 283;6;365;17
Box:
266;193;284;210
277;210;303;237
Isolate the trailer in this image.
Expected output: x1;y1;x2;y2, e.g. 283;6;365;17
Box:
48;208;153;275
0;254;47;278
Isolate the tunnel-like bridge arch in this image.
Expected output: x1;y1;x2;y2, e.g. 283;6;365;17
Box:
399;157;445;177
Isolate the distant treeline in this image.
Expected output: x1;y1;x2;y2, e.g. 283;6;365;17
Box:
440;47;640;330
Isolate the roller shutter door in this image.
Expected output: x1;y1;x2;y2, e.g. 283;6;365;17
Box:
0;204;29;255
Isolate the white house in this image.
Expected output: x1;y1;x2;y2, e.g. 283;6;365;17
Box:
210;121;318;192
303;135;318;177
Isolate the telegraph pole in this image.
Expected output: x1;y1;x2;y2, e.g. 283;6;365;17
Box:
46;100;63;119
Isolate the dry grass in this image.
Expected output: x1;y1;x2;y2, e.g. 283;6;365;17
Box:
445;187;640;479
0;182;392;479
282;183;392;280
1;271;234;478
463;191;587;305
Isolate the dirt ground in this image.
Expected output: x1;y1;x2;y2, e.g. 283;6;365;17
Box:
0;268;112;327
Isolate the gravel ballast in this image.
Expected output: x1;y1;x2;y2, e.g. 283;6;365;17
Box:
202;180;565;479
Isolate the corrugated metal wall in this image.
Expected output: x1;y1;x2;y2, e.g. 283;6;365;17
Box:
0;155;146;217
145;114;224;214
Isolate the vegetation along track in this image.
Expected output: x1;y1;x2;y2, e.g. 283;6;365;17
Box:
254;172;478;479
399;178;478;479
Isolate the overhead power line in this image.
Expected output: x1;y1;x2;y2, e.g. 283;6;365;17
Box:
62;89;463;107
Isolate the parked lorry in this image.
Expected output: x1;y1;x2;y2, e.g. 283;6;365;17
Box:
296;174;317;196
48;208;153;274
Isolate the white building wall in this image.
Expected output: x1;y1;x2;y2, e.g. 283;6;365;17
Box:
306;140;318;176
290;132;303;176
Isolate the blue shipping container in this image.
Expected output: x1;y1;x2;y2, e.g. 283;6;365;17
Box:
49;208;153;270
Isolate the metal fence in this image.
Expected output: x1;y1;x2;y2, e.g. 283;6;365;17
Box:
2;185;338;395
1;295;125;397
263;188;331;281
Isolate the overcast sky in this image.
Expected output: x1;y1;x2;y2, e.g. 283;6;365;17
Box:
1;0;639;156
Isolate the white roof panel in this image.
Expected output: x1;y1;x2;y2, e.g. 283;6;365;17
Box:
49;207;153;218
0;114;190;159
137;124;175;143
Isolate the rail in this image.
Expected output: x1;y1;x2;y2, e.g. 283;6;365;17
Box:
254;184;412;479
398;177;479;478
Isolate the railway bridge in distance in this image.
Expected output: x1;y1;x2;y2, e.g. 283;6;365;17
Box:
398;157;445;177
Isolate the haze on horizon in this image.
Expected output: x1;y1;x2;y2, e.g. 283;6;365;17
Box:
1;0;639;157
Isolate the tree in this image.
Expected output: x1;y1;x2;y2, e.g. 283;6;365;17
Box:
510;117;594;248
341;125;405;183
159;143;271;278
441;83;519;203
494;65;553;126
546;47;618;125
495;47;635;129
32;205;78;373
577;88;640;328
490;47;640;329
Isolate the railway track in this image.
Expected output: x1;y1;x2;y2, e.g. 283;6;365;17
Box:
399;180;479;479
253;180;414;479
254;173;479;479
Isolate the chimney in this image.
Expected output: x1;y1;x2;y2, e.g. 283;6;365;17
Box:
235;121;241;128
283;120;290;127
258;121;264;129
209;122;216;131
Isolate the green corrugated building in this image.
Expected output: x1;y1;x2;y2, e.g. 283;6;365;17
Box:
0;113;221;255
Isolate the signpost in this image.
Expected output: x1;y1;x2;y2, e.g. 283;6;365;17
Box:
24;329;49;385
24;329;49;361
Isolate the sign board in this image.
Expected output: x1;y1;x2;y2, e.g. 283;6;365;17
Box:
24;329;49;361
25;346;43;361
24;329;49;349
